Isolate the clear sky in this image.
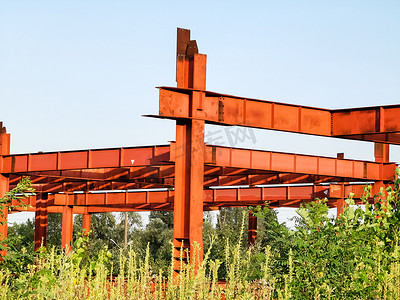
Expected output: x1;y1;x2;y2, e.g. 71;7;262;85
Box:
1;1;399;225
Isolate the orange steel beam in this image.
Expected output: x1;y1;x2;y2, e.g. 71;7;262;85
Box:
14;178;172;194
10;205;159;214
0;124;10;257
27;180;172;194
332;107;400;142
157;90;400;146
12;166;175;186
2;145;171;173
248;212;257;247
82;212;91;236
62;205;73;251
374;143;390;163
11;183;372;210
157;86;331;136
34;193;48;251
25;168;131;182
206;174;336;186
20;165;175;182
201;145;395;181
7;171;367;195
172;28;206;269
9;184;376;216
4;144;395;183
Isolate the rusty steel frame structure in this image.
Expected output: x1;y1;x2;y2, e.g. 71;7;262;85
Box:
0;28;398;268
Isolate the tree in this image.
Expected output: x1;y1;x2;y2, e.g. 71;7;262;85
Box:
285;174;400;299
74;213;124;252
251;205;292;281
7;219;35;251
148;211;173;229
0;177;34;255
0;177;35;274
47;213;63;248
132;211;173;273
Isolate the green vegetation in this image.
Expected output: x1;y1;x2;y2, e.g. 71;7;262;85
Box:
1;169;400;299
0;177;35;256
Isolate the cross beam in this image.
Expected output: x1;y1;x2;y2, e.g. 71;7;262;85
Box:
157;87;400;145
4;144;395;184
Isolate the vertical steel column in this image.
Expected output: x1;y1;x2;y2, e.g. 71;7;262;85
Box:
374;143;390;206
336;197;345;217
173;28;206;271
0;176;8;258
336;153;348;217
34;193;48;251
374;143;389;163
124;211;128;248
62;205;73;251
248;211;257;247
82;212;91;237
336;181;351;217
0;125;10;258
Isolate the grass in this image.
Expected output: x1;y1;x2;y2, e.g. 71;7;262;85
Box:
0;239;275;299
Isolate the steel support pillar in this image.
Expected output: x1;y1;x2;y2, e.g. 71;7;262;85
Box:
82;212;91;236
62;205;73;251
336;197;345;217
374;143;390;204
0;175;8;258
0;126;10;258
248;212;257;247
336;180;349;217
34;193;48;251
173;119;205;268
172;28;206;272
374;143;390;163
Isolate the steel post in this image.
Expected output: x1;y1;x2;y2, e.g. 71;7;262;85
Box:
82;212;91;237
374;143;390;164
0;126;10;258
336;198;345;217
34;193;48;251
248;211;257;247
62;205;73;251
374;142;390;204
0;175;8;258
172;28;206;272
173;119;205;270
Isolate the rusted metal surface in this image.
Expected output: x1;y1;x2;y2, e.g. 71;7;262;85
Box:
157;87;400;145
5;144;395;194
2;145;171;173
82;213;91;236
0;124;10;257
248;212;257;247
62;205;73;251
9;183;374;213
172;28;207;271
34;193;48;251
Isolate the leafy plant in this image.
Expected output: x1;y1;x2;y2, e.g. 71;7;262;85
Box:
0;177;34;258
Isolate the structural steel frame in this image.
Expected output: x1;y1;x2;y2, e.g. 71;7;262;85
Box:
0;28;398;270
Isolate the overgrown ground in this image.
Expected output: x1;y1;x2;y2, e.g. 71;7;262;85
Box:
1;170;400;299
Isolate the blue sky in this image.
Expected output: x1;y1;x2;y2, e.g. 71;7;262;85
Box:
1;1;399;224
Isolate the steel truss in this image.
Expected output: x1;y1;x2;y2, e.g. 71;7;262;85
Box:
0;29;397;270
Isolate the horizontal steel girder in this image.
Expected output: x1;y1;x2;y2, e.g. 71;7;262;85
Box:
9;172;349;194
3;145;395;183
2;145;171;173
157;87;400;144
11;183;373;213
